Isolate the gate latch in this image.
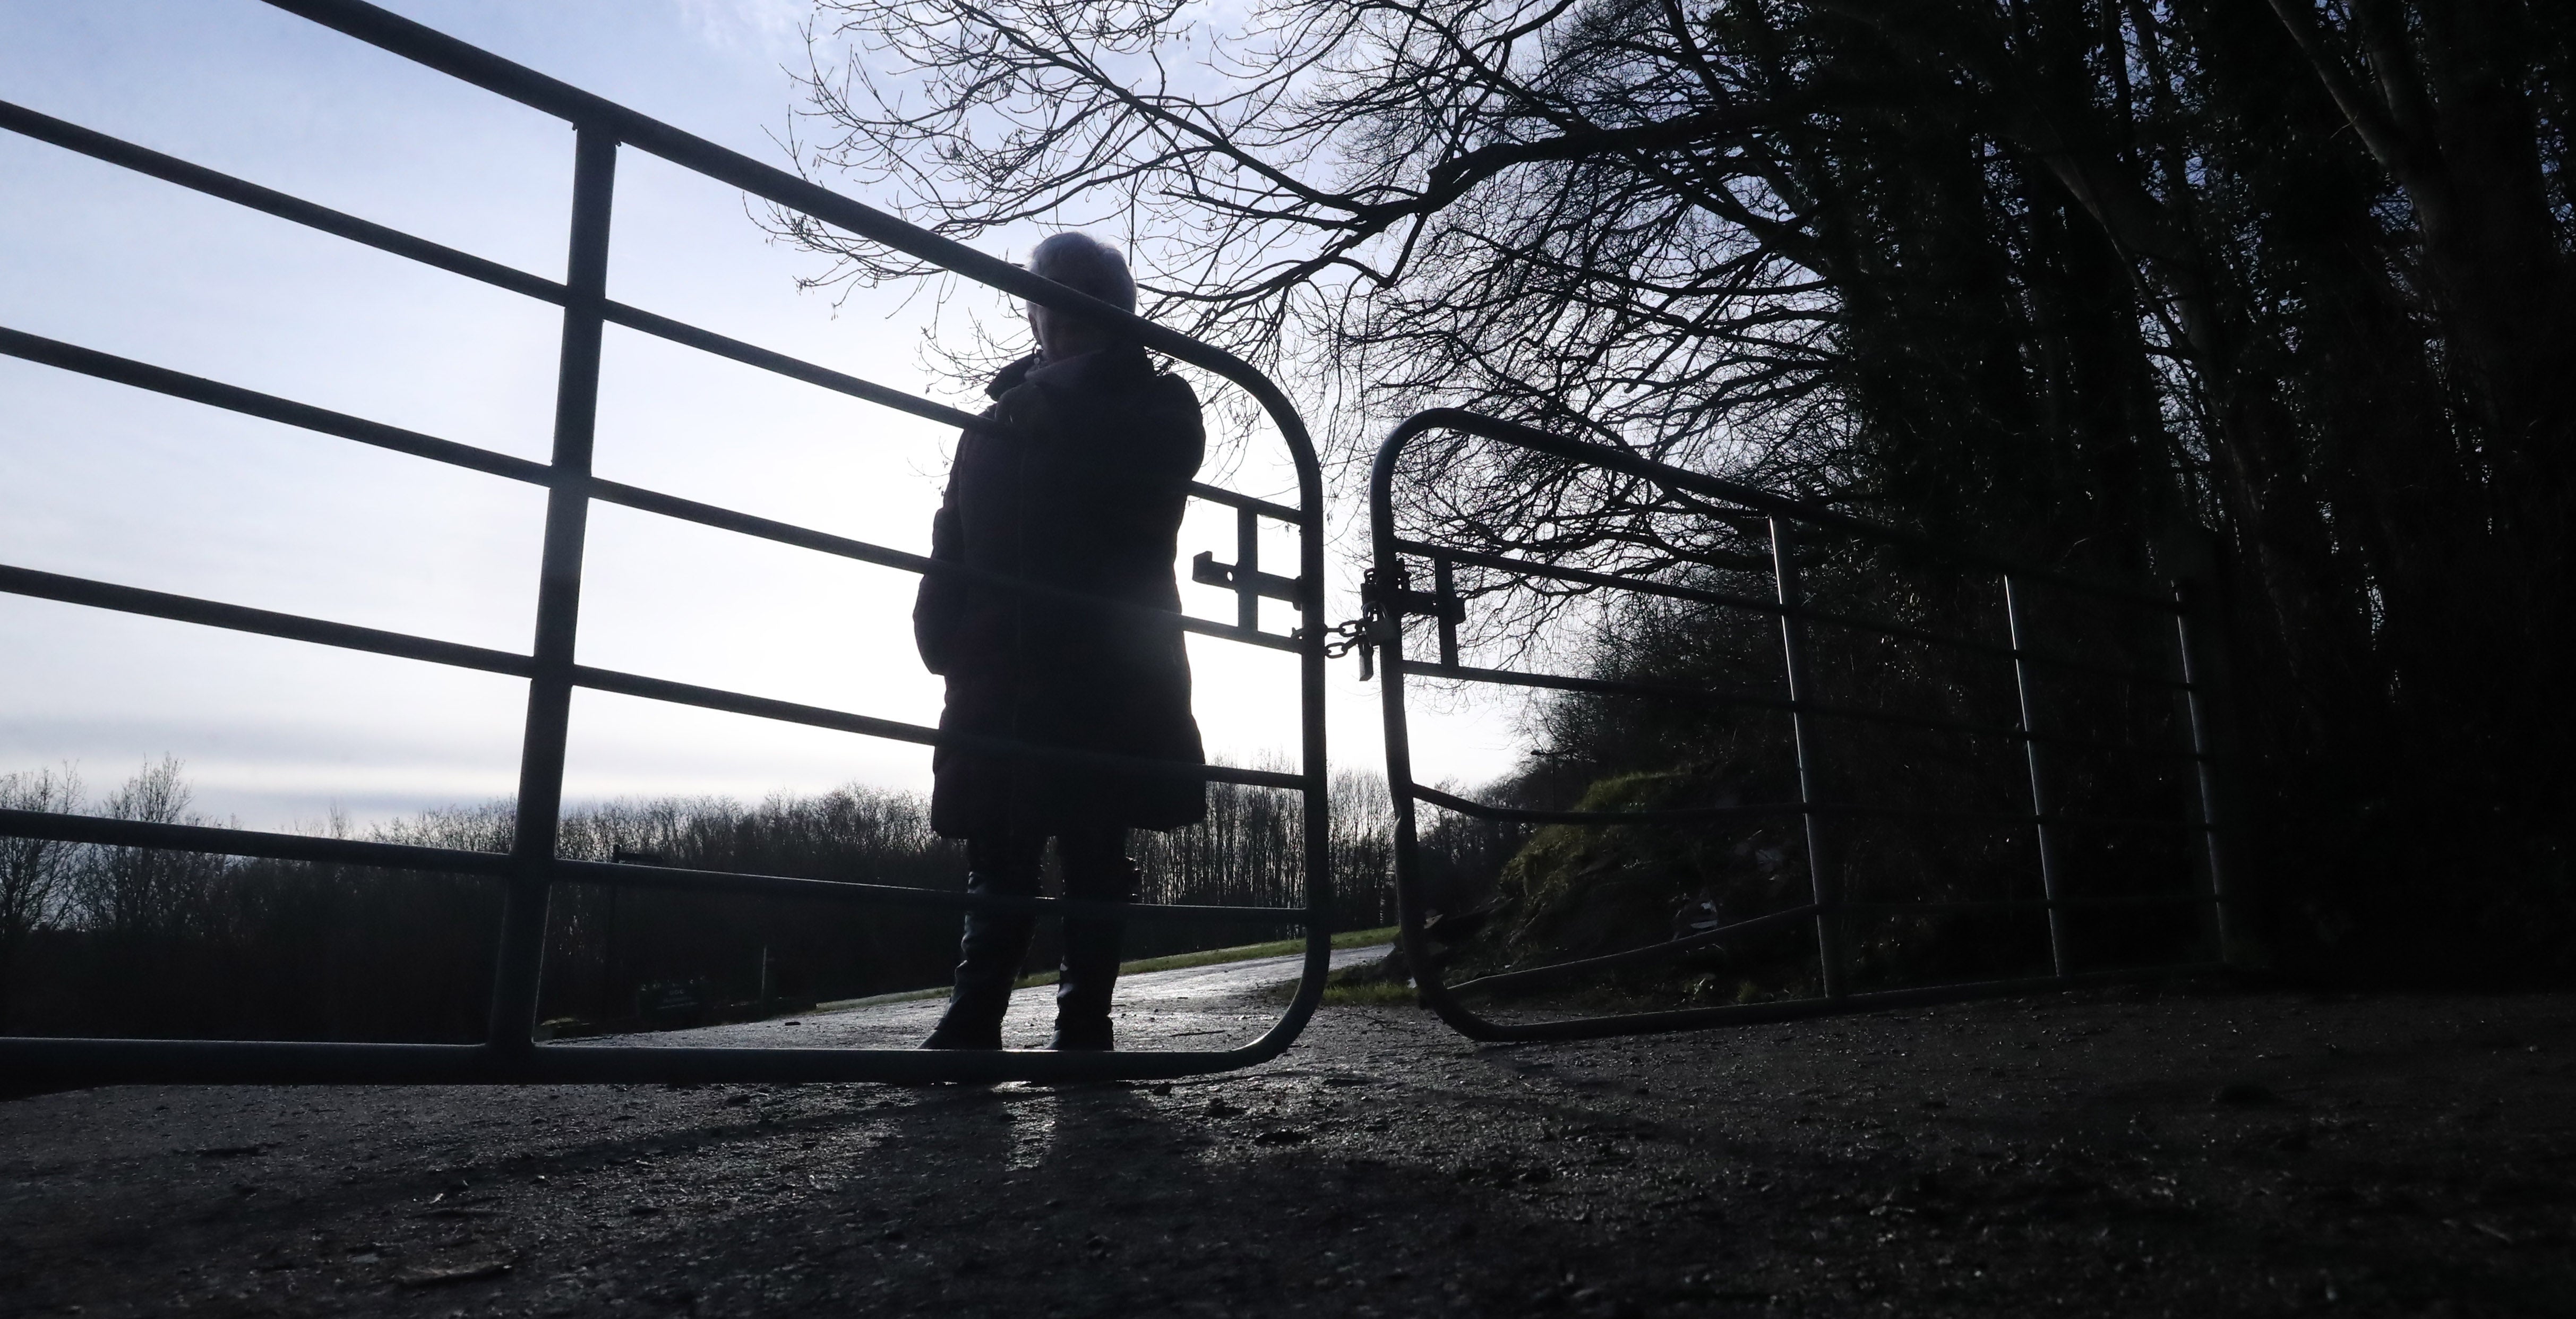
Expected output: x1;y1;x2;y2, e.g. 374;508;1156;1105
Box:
1191;550;1304;637
1190;551;1302;604
1310;563;1468;680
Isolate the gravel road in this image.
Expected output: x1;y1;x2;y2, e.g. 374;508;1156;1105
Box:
3;963;2570;1318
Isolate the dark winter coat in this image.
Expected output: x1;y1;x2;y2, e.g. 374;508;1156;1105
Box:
913;346;1208;837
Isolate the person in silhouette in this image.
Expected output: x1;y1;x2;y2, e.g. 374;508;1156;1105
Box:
914;232;1208;1051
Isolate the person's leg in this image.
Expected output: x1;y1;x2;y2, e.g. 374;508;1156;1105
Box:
921;832;1045;1050
1049;824;1135;1051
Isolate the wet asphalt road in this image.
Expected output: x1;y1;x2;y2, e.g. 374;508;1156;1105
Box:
3;974;2572;1318
621;943;1394;1054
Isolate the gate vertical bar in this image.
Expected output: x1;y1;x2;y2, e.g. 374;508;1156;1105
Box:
1235;507;1259;631
1771;518;1849;999
2173;576;2248;968
1433;555;1459;670
486;127;617;1055
2003;575;2072;978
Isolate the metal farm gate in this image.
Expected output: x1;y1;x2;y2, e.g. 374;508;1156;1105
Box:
0;0;1330;1086
1362;411;2249;1042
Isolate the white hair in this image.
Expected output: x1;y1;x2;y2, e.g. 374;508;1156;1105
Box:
1028;232;1137;313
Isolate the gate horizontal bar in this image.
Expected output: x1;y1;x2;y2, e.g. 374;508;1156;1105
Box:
565;665;1304;790
1391;537;2185;690
0;807;1306;924
1405;781;2206;833
0;1035;1292;1087
1396;660;2205;761
1823;800;2213;831
0;561;1299;789
1409;784;1805;825
1387;410;2176;610
583;476;1300;655
603;316;1293;534
0;98;564;304
1184;484;1302;523
597;298;990;431
0;325;553;485
0;561;537;676
1402;658;1791;713
1846;894;2207;913
0;804;511;875
1388;537;1784;614
1429;962;2230;1042
553;857;1304;923
1446;903;1824;995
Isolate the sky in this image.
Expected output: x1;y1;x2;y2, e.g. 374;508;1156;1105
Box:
0;0;1525;829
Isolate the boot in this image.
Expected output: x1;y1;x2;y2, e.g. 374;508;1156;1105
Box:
921;874;1036;1050
1047;909;1123;1050
1048;846;1134;1051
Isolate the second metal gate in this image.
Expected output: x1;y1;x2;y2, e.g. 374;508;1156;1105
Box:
1365;409;2246;1042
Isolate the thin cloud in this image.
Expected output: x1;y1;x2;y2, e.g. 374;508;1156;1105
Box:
674;0;809;54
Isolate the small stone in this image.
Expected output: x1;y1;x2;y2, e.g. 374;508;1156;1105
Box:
2212;1082;2278;1107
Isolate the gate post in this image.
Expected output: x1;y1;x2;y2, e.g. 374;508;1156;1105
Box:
487;127;617;1056
2173;571;2257;970
2003;575;2073;978
1771;518;1850;999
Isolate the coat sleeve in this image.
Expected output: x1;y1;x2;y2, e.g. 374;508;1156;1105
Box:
912;462;966;676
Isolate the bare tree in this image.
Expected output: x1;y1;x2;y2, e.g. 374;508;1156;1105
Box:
778;2;1832;586
0;765;81;1027
67;758;224;939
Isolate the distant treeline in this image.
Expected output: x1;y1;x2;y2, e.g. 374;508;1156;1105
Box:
0;758;1410;1043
